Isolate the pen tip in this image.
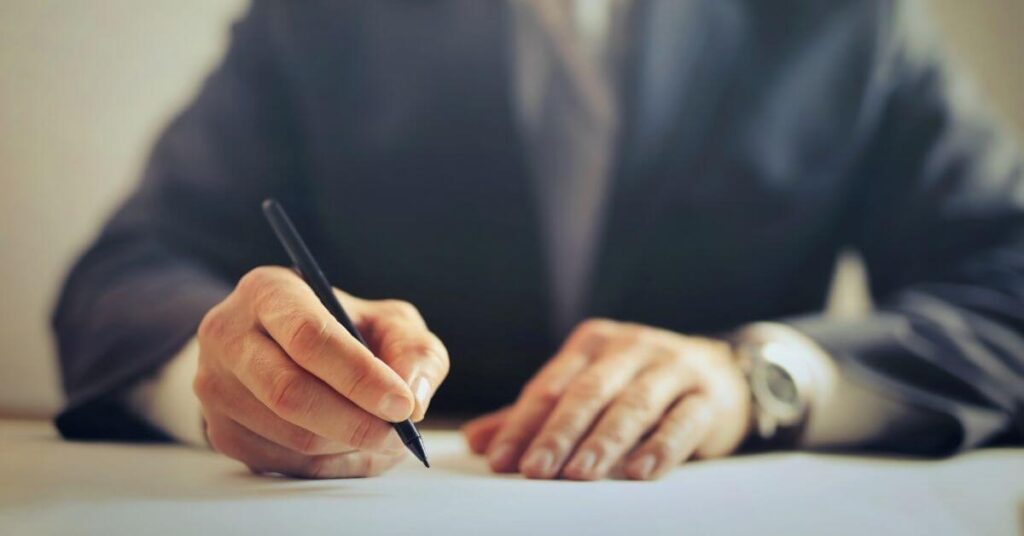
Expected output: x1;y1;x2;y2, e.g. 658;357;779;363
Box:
407;440;430;469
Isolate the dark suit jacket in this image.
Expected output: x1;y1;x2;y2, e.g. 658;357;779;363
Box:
53;0;1024;454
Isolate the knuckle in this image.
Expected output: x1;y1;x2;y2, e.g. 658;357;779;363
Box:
310;453;372;479
192;370;216;402
352;454;375;477
623;325;647;344
385;335;449;371
535;432;574;454
205;423;234;456
647;436;674;459
426;335;451;375
197;306;230;344
364;421;394;451
220;333;246;367
616;389;655;415
579;318;616;337
346;416;374;450
286;315;330;361
598;425;629;447
585;438;616;461
665;398;712;436
324;456;367;479
290;429;329;456
299;455;333;479
365;452;402;477
660;414;688;437
240;337;270;370
268;371;310;418
346;416;391;451
567;318;616;351
689;399;715;428
655;348;683;368
243;462;266;475
237;266;278;300
339;359;372;399
545;410;589;443
381;299;420;320
416;336;449;367
619;321;644;334
607;324;644;348
252;285;287;320
568;372;608;401
522;379;564;406
244;271;297;320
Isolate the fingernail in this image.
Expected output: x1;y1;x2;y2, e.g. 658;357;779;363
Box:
489;442;515;469
627;454;658;480
412;376;431;411
522;448;555;477
566;449;597;477
378;393;412;422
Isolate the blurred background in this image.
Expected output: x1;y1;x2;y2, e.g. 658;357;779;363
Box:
1;0;1022;418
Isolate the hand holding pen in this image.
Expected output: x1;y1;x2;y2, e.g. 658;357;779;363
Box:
191;200;446;477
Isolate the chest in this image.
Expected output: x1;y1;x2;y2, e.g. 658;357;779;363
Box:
279;0;871;332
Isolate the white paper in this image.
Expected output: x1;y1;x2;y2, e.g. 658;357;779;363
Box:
1;420;1021;536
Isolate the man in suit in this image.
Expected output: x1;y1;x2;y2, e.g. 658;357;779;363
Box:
53;0;1024;480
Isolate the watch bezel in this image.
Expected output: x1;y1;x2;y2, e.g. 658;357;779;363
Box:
742;341;810;440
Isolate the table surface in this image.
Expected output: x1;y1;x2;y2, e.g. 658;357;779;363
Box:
1;419;1021;536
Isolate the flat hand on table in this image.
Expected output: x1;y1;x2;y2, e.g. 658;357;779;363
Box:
462;319;751;480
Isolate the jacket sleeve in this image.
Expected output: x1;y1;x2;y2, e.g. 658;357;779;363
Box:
785;0;1024;455
52;1;303;441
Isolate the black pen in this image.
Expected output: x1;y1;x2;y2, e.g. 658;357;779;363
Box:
262;198;429;468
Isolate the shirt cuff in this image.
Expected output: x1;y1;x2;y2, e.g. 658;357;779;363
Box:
123;337;206;447
736;322;922;449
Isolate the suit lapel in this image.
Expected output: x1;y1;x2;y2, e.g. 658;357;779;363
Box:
589;0;747;317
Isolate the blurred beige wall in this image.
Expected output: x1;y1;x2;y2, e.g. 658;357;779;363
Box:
0;0;246;416
931;0;1024;134
0;1;1022;417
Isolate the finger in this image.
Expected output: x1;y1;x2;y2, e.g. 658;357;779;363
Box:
363;305;449;422
241;267;415;422
562;361;696;480
307;449;407;479
461;407;511;455
194;369;350;456
205;411;307;474
206;412;404;479
622;393;715;480
486;350;591;473
482;321;617;472
519;340;651;479
230;330;404;453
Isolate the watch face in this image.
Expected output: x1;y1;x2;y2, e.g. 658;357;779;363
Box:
764;362;798;406
750;351;804;426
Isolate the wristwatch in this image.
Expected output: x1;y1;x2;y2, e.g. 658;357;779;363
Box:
735;339;813;447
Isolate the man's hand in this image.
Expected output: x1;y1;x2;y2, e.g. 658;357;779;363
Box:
462;319;750;481
195;266;449;478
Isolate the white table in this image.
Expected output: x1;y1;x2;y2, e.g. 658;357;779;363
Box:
0;419;1021;535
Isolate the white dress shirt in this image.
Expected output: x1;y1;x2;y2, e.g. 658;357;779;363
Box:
127;0;918;450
